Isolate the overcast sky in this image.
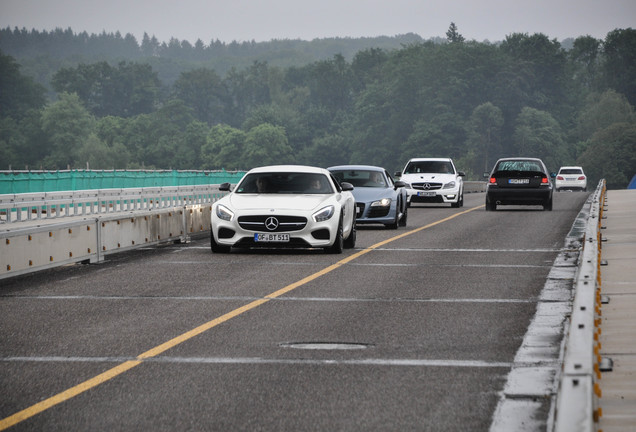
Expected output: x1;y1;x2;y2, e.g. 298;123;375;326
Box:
1;0;634;44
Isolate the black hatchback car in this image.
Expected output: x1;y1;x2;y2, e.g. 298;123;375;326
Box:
485;157;554;211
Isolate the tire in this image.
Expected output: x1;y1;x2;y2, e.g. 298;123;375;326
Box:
344;217;356;249
485;197;496;211
387;210;399;229
398;204;408;227
451;190;464;208
543;198;553;211
210;230;230;253
327;216;344;254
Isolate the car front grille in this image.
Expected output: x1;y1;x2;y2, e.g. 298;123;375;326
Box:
411;182;442;191
367;206;390;218
237;215;307;232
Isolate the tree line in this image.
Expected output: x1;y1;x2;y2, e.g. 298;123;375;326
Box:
0;25;635;188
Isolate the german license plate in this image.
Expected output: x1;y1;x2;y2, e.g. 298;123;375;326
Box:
254;233;290;242
509;178;530;184
417;192;436;197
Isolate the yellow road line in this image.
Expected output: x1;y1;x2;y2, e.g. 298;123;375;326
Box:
0;205;482;430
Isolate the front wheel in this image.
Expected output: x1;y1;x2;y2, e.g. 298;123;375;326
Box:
451;192;464;208
387;209;399;229
344;217;356;249
210;231;231;253
398;205;408;227
327;216;344;254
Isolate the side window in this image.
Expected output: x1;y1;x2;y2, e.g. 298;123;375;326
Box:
329;174;342;192
385;171;394;187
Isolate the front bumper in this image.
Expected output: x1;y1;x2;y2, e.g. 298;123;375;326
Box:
212;213;338;249
406;188;460;204
355;201;398;224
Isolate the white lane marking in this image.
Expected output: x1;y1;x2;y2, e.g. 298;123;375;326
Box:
154;261;552;268
0;295;535;303
187;246;564;253
1;356;512;368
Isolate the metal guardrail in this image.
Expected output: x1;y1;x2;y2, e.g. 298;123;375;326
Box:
464;181;487;193
0;185;228;280
553;179;607;431
0;185;225;223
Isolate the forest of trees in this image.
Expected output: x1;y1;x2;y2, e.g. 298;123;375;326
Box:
0;25;635;188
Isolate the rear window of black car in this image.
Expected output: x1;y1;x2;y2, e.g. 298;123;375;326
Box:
495;160;543;173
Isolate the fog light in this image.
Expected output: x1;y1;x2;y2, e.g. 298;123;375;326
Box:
446;195;456;199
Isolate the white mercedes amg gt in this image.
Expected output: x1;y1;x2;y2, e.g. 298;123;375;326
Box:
210;165;356;253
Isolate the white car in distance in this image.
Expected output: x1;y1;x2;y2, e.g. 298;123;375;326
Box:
211;165;356;253
555;166;587;191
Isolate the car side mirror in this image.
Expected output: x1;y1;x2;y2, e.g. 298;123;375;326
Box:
340;182;354;191
458;171;466;177
394;180;407;189
219;182;231;192
394;171;402;178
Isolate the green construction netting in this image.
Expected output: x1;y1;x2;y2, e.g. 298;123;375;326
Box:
0;170;246;194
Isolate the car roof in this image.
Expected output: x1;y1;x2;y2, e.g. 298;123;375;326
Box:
406;158;453;162
496;157;543;161
247;165;330;175
495;157;546;164
328;165;385;172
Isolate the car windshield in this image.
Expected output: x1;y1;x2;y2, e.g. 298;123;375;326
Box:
560;168;583;175
404;161;453;174
235;172;334;194
330;170;387;188
495;160;544;174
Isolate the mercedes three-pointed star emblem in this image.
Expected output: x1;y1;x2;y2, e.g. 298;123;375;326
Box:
265;217;279;231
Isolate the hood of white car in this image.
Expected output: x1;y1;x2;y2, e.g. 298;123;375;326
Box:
226;194;332;211
401;173;456;183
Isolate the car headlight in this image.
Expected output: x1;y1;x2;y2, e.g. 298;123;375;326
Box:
313;205;335;222
215;204;234;221
443;181;456;189
370;198;391;207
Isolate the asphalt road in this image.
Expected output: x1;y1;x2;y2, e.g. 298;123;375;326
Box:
0;191;590;431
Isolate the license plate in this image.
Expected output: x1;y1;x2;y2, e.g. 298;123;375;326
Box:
417;192;436;197
508;178;530;184
254;233;290;242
